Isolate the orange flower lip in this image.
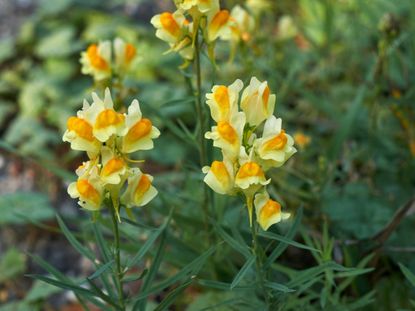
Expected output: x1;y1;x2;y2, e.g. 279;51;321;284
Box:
67;117;95;141
264;130;287;151
102;158;125;177
160;12;181;37
214;86;230;117
210;10;230;33
126;118;152;142
76;179;100;204
87;44;109;71
260;199;281;219
236;162;264;179
217;121;238;144
211;161;230;184
124;43;136;63
134;174;151;202
95;109;125;129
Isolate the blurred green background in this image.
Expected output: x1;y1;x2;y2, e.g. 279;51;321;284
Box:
0;0;414;310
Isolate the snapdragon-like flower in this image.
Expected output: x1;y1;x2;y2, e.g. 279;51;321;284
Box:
151;11;194;60
229;5;255;42
80;38;138;81
64;89;160;217
175;0;219;15
206;9;233;42
203;77;295;230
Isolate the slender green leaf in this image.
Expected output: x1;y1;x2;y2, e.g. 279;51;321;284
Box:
153;280;193;311
87;260;114;281
215;224;251;259
264;281;295;293
230;256;255;289
259;230;318;253
264;207;303;269
399;263;415;287
56;215;95;261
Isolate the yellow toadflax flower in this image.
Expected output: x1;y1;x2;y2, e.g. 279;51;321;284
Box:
240;77;276;127
202;157;235;195
80;41;112;81
121;168;158;208
254;115;297;169
203;77;294;231
205;111;246;161
151;11;194;60
114;37;137;74
254;192;290;231
229;5;255;42
64;89;160;216
205;79;243;122
206;9;233;42
294;131;311;149
176;0;219;15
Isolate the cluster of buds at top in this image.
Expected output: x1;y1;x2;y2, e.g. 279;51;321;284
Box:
80;38;138;81
203;77;296;231
63;89;160;219
151;0;255;62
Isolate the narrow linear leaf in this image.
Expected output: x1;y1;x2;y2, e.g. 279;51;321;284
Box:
134;245;217;301
215;224;251;259
265;281;295;293
259;230;318;253
399;263;415;287
264;207;303;269
231;256;255;289
85;278;121;310
197;279;254;291
153;280;193;311
56;215;95;261
87;260;114;281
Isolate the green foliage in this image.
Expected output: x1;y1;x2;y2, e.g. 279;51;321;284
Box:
0;249;26;284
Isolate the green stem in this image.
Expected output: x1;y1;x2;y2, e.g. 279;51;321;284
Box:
110;205;125;310
247;197;270;309
194;29;212;239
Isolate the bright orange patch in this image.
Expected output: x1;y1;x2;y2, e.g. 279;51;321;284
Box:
262;85;270;107
125;118;152;142
294;132;310;148
236;162;264;179
67;117;94;141
76;179;100;204
134;174;151;202
160;12;181;37
210;10;230;32
260;200;281;220
211;161;230;184
264;130;287;151
125;43;136;63
214;86;230;117
102;158;124;177
87;44;109;71
95;109;125;129
217;121;238;144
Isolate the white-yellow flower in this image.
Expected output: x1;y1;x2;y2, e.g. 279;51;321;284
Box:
254;116;296;169
90;89;127;142
206;79;243;122
114;37;137;73
80;41;111;81
121;100;160;154
205;112;245;160
63;112;101;157
207;9;233;42
246;0;271;15
68;165;104;211
230;5;255;42
151;11;189;44
254;192;290;231
202;156;235;195
100;147;127;185
121;168;158;208
234;160;270;193
277;16;298;41
240;77;276;127
176;0;219;15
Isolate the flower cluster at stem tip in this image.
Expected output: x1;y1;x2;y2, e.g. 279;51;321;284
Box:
150;0;255;62
80;37;138;81
203;77;296;231
63;88;160;219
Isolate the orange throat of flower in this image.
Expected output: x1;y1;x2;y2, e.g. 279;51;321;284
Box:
160;12;181;37
67;117;95;142
95;109;125;129
87;44;109;71
264;130;287;151
217;121;238;144
237;162;264;179
76;179;100;205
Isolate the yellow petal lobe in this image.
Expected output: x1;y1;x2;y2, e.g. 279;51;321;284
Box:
87;44;109;70
126;118;152;142
67;117;94;141
217;121;237;144
95;109;125;129
76;179;100;204
102;158;125;177
264;130;287;151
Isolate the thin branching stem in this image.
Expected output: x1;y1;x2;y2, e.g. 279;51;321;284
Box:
110;205;125;310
